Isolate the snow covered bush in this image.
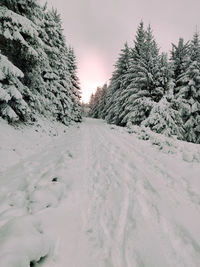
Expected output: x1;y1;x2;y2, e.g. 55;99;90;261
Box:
142;96;184;138
122;95;154;126
126;122;200;161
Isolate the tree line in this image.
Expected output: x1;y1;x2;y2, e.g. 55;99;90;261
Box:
0;0;82;125
89;22;200;144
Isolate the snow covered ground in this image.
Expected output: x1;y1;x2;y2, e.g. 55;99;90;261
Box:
0;117;69;172
0;118;200;267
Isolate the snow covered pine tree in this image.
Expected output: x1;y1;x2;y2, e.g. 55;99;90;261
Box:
0;0;82;124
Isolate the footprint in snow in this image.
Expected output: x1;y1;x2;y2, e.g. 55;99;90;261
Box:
28;178;66;214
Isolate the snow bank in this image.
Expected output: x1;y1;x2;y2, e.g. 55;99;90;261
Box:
0;116;72;266
0;116;69;171
126;125;200;162
0;216;50;267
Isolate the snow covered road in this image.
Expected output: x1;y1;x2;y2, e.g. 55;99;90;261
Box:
0;118;200;267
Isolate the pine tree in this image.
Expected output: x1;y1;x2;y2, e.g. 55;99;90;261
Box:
121;24;164;126
88;93;95;115
190;31;200;62
88;84;108;119
0;53;30;123
1;0;42;22
142;80;184;138
89;86;103;118
171;38;190;97
0;1;43;123
86;23;200;144
97;84;108;118
132;21;147;61
67;47;82;122
0;1;82;124
104;42;130;124
0;0;51;118
116;22;146;125
174;33;200;143
42;9;74;124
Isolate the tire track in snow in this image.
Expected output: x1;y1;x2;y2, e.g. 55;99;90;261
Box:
85;122;137;267
85;119;200;267
2;118;199;267
111;182;130;267
110;127;200;210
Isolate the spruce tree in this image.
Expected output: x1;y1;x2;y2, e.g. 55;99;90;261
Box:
117;23;147;126
171;38;190;97
89;86;103;118
42;9;74;124
0;0;51;118
89;84;108;119
104;42;130;124
141;52;184;138
174;33;200;143
142;80;184;138
1;0;42;22
97;84;108;118
67;47;82;122
0;53;30;122
121;24;164;126
0;1;82;124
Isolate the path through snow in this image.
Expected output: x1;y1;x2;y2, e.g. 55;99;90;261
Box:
0;118;200;267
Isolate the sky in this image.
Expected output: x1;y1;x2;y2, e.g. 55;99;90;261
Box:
41;0;200;103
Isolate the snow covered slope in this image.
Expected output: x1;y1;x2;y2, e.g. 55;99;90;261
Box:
0;118;200;267
0;117;69;172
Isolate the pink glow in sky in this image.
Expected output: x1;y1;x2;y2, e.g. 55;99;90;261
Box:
78;49;108;102
41;0;200;103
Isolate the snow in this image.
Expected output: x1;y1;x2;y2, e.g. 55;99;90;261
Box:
0;54;24;79
0;117;69;172
0;118;200;266
126;124;200;162
6;85;23;100
0;7;39;40
0;106;19;123
0;86;11;102
0;216;50;267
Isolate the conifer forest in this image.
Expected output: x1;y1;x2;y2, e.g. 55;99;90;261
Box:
0;1;200;267
0;0;82;125
89;22;200;144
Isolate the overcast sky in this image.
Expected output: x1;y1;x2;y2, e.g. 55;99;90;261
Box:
42;0;200;102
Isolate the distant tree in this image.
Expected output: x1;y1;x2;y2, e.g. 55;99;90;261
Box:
97;84;108;118
89;86;103;118
67;47;82;122
81;102;90;117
